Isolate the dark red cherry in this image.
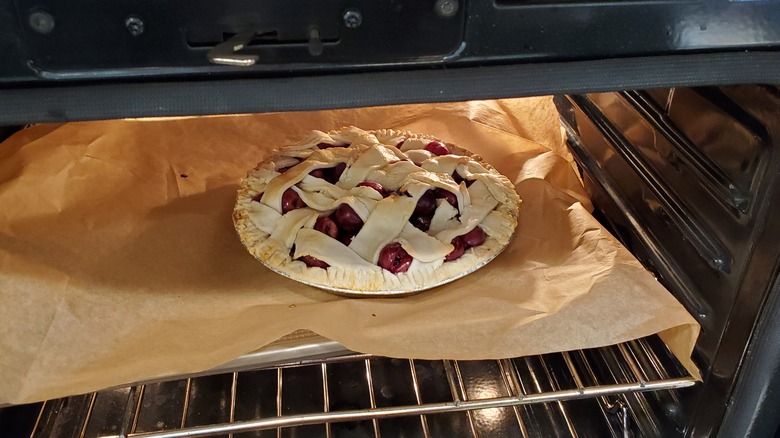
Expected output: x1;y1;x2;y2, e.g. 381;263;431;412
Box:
461;226;486;248
357;180;388;197
325;162;346;184
397;139;405;148
334;204;363;233
444;237;465;262
298;255;329;269
281;188;306;214
339;234;354;246
309;169;326;179
452;172;474;187
314;216;339;239
251;193;264;203
338;225;359;246
378;242;413;274
425;141;449;156
435;188;458;209
414;189;437;216
410;215;432;232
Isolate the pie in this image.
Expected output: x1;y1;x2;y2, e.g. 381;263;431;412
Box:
233;126;520;294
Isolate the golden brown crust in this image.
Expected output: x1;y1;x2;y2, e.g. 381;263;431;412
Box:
233;127;520;294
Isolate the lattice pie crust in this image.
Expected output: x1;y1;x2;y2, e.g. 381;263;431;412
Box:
233;127;520;293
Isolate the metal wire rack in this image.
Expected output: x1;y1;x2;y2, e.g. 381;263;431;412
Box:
10;334;696;438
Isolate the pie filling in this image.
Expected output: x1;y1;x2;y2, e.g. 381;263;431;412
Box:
234;127;520;290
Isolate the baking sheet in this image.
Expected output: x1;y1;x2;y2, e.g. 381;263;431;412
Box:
0;97;700;405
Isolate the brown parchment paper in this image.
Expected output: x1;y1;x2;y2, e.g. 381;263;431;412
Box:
0;97;700;405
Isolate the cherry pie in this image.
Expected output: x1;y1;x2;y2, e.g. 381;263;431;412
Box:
233;127;520;294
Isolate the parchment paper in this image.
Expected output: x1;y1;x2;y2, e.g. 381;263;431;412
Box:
0;97;700;405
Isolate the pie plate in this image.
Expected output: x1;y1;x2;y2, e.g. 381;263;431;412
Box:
250;232;513;297
234;127;521;298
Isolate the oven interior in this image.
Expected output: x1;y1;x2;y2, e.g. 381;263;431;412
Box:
1;85;780;438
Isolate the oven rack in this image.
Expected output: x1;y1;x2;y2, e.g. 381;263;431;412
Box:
22;334;696;438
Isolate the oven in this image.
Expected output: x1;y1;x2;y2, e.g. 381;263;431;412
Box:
1;1;780;437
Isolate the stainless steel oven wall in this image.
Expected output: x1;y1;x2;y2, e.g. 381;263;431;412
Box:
559;85;780;437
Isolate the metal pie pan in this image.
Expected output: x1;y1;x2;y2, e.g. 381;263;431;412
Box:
253;236;513;298
238;137;517;298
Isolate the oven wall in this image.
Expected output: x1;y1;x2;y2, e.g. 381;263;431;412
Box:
559;85;780;437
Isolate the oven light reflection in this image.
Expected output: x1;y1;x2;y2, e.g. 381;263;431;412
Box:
673;11;776;49
469;383;511;432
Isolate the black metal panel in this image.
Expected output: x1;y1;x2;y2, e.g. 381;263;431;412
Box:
83;389;134;437
369;359;426;437
3;52;780;125
12;0;465;74
413;360;473;437
0;402;43;438
0;0;28;80
571;93;735;273
280;366;327;438
327;360;374;436
234;370;277;438
564;85;780;436
184;374;233;437
619;90;752;213
134;381;187;432
30;395;93;438
719;274;780;438
466;0;780;61
457;360;524;437
3;0;780;83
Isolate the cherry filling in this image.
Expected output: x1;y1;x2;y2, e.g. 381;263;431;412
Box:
424;141;450;156
306;204;361;245
357;180;388;197
338;234;355;246
276;143;485;271
378;242;413;274
444;238;465;262
410;215;432;232
308;162;346;184
329;162;347;184
461;226;486;248
435;188;458;209
298;255;329;269
281;188;306;214
396;139;406;148
444;226;487;262
314;216;339;239
414;189;437;216
451;171;474;187
251;192;264;203
334;204;363;233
